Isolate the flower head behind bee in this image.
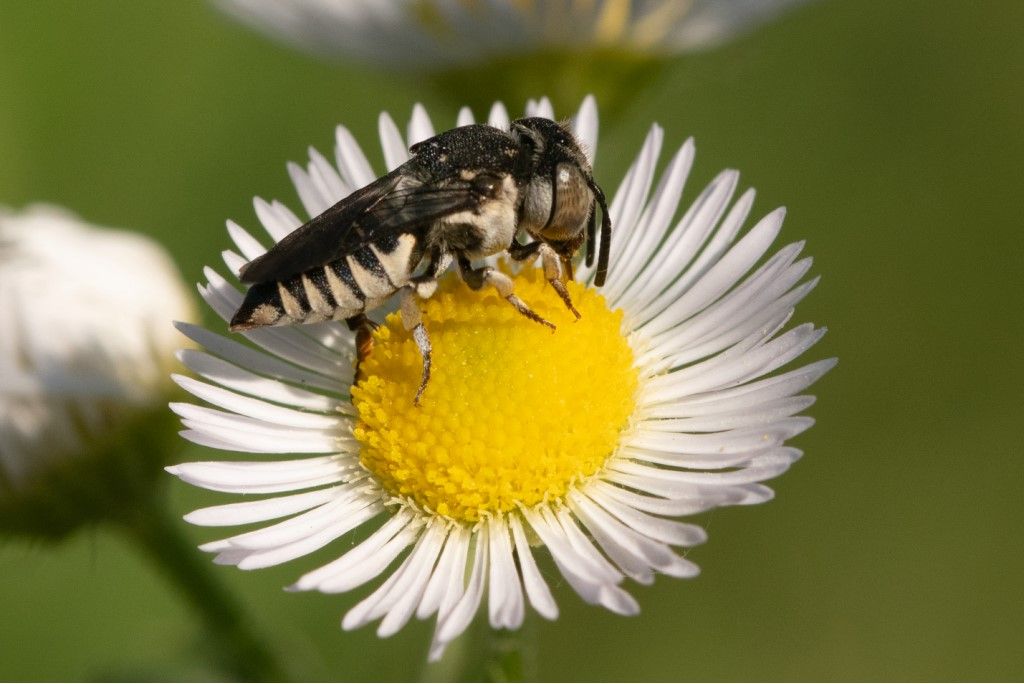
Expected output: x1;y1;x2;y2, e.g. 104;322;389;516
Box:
216;1;815;113
218;0;814;68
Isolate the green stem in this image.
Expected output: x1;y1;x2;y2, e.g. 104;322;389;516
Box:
481;616;538;682
483;627;527;682
420;615;537;682
119;499;287;682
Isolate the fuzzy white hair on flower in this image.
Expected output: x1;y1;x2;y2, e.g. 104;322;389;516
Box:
168;95;833;660
0;205;194;492
217;0;814;68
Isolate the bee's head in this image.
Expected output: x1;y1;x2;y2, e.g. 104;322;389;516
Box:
511;117;611;286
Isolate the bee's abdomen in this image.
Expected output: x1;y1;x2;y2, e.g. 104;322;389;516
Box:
230;236;417;331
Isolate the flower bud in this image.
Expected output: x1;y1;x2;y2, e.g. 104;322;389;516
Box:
0;205;196;537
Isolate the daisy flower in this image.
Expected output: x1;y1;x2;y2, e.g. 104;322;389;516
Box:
217;0;814;68
0;205;195;536
168;96;833;660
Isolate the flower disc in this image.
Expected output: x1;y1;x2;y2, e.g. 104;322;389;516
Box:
352;268;638;522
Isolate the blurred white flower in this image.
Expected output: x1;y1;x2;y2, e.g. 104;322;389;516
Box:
0;205;195;507
217;0;813;67
169;96;832;660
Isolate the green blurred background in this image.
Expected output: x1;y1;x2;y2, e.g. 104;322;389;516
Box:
1;0;1022;680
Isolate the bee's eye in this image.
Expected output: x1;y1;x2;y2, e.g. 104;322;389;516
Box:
472;173;501;197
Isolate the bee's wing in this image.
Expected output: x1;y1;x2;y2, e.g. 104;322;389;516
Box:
238;169;480;284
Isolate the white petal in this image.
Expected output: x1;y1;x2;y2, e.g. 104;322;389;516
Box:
168;456;347;490
587;491;707;547
553;507;626;584
622;175;746;320
599;139;694;298
567;494;655;584
456;106;475;127
378;111;409;171
642;208;785;340
307;145;350;203
641;306;795;378
335;125;377;189
320;520;421;593
652;243;808;352
596;584;641;616
177;348;343;412
642;324;827;403
200;490;366;551
407;103;435;146
287;161;330;217
600;124;663;292
176;407;347;454
572;94;599;165
533;97;555;120
173;322;344;394
520;508;604;605
508;515;558;620
433;526;488;648
271;200;303;232
487;517;525;629
487;101;510;130
570;491;699;578
376;524;449;637
172;376;339;429
649;283;815;372
222;249;247;277
418;525;471;620
609;448;800;487
253;197;299;242
617;445;748;471
293;510;415;591
645;358;837;418
625;418;811;455
342;522;444;633
520;507;637;615
638;395;816;433
589;479;753;516
226;220;267;261
234;502;384;570
183;485;344;526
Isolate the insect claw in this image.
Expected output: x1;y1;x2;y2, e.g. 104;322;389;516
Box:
506;294;556;330
411;323;432;406
549;278;581;320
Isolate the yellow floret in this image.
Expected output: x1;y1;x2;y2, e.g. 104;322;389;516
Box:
351;268;637;523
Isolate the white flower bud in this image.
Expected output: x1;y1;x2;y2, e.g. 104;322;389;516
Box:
0;205;196;532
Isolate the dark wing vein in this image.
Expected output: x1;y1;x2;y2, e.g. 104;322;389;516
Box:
238;172;478;284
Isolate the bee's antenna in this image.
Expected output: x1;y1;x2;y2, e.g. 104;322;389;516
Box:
584;206;597;268
589;180;612;287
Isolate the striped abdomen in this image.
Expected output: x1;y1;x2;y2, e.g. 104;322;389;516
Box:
230;233;420;330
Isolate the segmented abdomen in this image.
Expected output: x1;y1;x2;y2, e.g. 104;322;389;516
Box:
230;233;419;330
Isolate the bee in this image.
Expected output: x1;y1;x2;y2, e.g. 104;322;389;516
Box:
230;117;611;403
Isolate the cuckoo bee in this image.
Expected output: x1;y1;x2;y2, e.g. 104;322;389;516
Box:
230;117;612;403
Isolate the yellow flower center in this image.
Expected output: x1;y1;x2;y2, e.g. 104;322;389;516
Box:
351;268;637;523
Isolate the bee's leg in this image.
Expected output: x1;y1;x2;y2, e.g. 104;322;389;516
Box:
393;248;452;405
399;283;433;406
507;240;542;262
457;255;555;330
509;242;580;320
345;313;379;382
